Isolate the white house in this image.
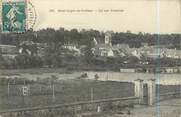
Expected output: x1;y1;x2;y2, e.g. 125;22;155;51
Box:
93;44;114;57
0;45;18;59
163;48;181;59
61;44;81;56
131;50;141;59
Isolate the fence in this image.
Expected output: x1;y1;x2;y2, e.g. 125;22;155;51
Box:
0;78;181;116
0;80;135;110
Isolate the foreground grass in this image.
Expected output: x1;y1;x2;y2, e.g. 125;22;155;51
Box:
0;79;134;110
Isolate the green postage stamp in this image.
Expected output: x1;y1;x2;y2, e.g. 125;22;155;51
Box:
1;1;26;33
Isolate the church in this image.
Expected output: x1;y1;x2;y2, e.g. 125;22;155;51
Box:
91;32;114;57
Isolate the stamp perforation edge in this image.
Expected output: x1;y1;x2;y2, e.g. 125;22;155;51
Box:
0;0;2;30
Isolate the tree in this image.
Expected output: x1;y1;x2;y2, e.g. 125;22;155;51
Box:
83;42;94;64
43;43;62;68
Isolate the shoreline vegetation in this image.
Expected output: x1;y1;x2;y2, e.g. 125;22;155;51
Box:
0;67;181;76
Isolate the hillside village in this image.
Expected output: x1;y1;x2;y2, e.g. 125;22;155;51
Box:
0;34;180;60
0;29;181;72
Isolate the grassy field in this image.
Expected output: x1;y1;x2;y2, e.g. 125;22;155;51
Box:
0;79;134;110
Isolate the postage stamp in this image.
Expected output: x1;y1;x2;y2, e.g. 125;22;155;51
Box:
1;1;26;32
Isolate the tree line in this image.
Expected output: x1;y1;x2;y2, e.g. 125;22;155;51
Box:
0;28;181;49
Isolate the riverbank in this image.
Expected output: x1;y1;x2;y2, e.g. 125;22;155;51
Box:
0;68;181;85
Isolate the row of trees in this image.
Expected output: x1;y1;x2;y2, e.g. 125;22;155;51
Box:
112;32;181;48
0;28;181;49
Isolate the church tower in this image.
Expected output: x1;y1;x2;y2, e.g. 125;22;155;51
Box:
104;32;112;46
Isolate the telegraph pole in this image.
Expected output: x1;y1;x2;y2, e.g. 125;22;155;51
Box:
52;84;55;102
24;79;26;85
91;87;94;102
7;81;10;97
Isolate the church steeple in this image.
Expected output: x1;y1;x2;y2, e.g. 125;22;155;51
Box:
104;32;112;46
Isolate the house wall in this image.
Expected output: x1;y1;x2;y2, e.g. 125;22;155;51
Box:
120;69;135;73
0;45;18;54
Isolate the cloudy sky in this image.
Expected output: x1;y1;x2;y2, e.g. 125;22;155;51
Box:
32;0;181;34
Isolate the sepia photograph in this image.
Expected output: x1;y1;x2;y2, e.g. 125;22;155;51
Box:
0;0;181;116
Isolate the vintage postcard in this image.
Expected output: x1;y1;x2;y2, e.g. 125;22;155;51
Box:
0;0;181;117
